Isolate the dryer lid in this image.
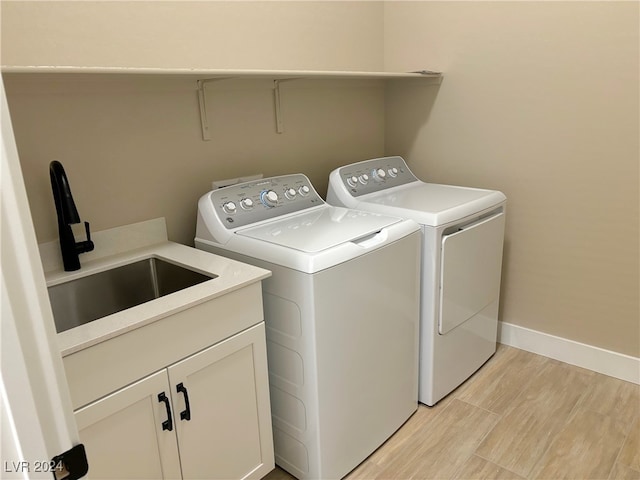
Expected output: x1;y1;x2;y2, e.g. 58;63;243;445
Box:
236;205;401;253
360;182;506;226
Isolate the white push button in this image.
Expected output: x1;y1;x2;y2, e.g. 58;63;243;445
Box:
359;174;369;185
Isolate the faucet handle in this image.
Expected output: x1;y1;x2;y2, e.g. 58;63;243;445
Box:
79;221;95;253
84;221;92;242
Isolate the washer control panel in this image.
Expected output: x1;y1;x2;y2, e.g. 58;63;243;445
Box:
335;156;418;197
208;174;323;229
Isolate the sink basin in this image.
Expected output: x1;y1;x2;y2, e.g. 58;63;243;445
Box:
49;257;217;333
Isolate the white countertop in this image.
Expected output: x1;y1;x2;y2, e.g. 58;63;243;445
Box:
49;241;271;357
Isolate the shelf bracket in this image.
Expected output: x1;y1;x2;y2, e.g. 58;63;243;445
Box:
197;78;233;141
272;78;299;134
196;79;211;141
273;80;285;134
198;76;293;139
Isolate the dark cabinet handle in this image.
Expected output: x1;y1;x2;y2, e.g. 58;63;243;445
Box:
157;392;173;431
176;383;191;421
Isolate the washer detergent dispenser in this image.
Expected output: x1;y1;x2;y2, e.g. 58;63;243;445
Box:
195;174;421;479
327;156;506;406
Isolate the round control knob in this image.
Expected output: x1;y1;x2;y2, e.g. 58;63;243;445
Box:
240;198;254;210
222;201;237;214
358;174;369;185
261;190;279;207
285;188;297;200
388;167;399;178
298;185;311;196
347;176;358;188
372;168;387;182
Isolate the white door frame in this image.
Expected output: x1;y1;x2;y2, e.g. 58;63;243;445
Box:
1;77;80;478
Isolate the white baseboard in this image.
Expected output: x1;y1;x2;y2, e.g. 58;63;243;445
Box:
498;321;640;385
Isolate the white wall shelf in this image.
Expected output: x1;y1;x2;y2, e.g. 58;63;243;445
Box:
1;65;442;80
1;66;443;140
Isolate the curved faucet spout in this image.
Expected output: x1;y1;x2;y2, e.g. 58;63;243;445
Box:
50;160;80;225
50;161;94;271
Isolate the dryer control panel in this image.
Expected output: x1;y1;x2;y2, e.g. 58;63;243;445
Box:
206;174;324;229
332;156;418;197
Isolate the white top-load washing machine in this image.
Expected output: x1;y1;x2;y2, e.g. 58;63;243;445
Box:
327;156;506;406
195;174;421;480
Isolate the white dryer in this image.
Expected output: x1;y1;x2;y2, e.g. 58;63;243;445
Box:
327;156;506;406
195;174;421;480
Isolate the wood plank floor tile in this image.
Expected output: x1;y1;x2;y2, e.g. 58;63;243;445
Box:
376;399;499;479
578;374;640;428
475;360;592;477
608;462;640;480
618;419;640;472
529;407;627;479
453;455;525;480
366;401;453;468
455;345;549;415
345;460;383;480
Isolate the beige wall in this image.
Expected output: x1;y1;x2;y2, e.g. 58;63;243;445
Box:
2;1;638;358
1;1;383;71
4;74;386;246
1;1;386;245
383;1;639;357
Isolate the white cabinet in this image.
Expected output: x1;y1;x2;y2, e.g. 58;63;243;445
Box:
75;323;273;480
168;323;272;480
75;370;182;479
62;284;274;480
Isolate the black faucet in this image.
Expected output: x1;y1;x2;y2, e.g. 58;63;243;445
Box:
50;161;94;271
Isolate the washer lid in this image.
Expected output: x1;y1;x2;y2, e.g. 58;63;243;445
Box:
236;205;401;253
360;182;506;226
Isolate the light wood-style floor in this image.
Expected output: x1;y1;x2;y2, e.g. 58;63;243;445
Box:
264;344;640;480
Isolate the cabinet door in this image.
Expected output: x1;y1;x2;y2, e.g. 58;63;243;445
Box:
168;323;274;480
75;370;182;479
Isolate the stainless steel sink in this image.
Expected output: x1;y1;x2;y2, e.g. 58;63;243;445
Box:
48;257;217;333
